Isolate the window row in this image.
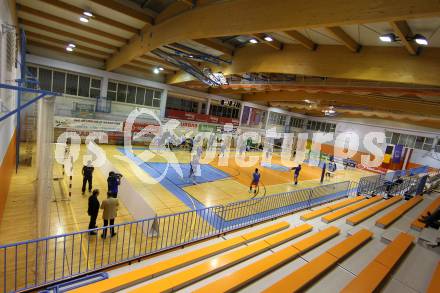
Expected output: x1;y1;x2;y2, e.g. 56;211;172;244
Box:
289;117;305;129
209;104;240;119
107;80;161;108
166;96;200;113
26;65;101;98
268;112;287;126
306;120;336;132
385;131;435;151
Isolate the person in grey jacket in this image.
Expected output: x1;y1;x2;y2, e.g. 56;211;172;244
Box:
100;193;119;239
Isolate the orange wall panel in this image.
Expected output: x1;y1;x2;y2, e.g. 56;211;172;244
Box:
0;132;16;222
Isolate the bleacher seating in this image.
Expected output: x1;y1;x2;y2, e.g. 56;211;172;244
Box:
262;229;373;292
66;194;439;293
128;224;313;292
427;261;440;293
193;226;340;293
341;232;414;292
71;222;290;293
322;196;383;223
300;196;365;220
411;197;440;231
346;196;402;226
376;195;423;228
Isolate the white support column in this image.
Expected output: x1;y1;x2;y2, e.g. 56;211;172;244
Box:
100;76;109;98
265;110;272;130
159;89;168;119
205;97;211;115
285;115;291;133
36;96;55;238
238;103;245;126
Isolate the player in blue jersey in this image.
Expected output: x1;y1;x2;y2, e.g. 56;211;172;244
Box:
249;168;261;195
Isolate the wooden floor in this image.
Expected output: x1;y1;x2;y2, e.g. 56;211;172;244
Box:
0;145;371;245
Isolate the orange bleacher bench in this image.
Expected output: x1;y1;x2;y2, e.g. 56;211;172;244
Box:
427;261;440;293
322;196;383;223
128;223;313;293
411;197;440;231
194;226;340;293
70;221;290;293
263;229;373;293
376;195;423;228
346;196;402;226
341;232;414;293
300;196;365;221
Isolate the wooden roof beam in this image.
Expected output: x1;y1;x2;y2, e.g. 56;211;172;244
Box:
326;26;361;52
18;5;127;44
192;38;234;57
19;18;118;51
89;0;154;24
38;0;138;34
390;20;418;55
106;0;440;70
250;33;283;50
26;31;110;58
27;39;105;61
284;30;317;50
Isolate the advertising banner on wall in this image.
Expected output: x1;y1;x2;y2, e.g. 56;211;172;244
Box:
392;144;404;163
198;124;218;132
54;116;123;132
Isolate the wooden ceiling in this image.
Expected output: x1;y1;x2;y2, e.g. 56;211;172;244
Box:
13;0;440;127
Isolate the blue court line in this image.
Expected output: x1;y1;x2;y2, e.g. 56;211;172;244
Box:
145;162;230;187
118;148;225;230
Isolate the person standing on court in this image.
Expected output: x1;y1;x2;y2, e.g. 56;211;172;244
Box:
249;168;261;195
292;164;302;185
107;171;121;197
81;160;94;195
100;193;119;239
87;189;100;235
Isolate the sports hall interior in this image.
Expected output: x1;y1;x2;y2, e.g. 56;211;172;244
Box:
0;0;440;292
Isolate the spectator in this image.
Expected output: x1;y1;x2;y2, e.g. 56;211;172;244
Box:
81;160;94;195
100;193;119;239
107;171;121;197
87;189;100;235
420;208;440;229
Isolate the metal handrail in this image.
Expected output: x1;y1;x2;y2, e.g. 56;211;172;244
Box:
0;167;427;292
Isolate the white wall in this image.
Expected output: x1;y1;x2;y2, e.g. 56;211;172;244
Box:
0;0;17;164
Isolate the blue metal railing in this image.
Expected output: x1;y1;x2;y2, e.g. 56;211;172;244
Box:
0;181;355;292
357;166;429;196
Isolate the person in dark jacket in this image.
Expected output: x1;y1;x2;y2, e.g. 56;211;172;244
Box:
82;161;94;195
87;189;100;235
107;171;121;197
420;208;440;229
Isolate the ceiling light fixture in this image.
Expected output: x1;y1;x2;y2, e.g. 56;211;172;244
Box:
249;38;258;44
83;11;93;17
79;16;89;23
158;67;164;71
153;68;160;74
304;99;311;103
379;33;396;43
264;36;273;42
66;46;74;52
188;54;194;58
67;43;76;48
413;34;428;46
